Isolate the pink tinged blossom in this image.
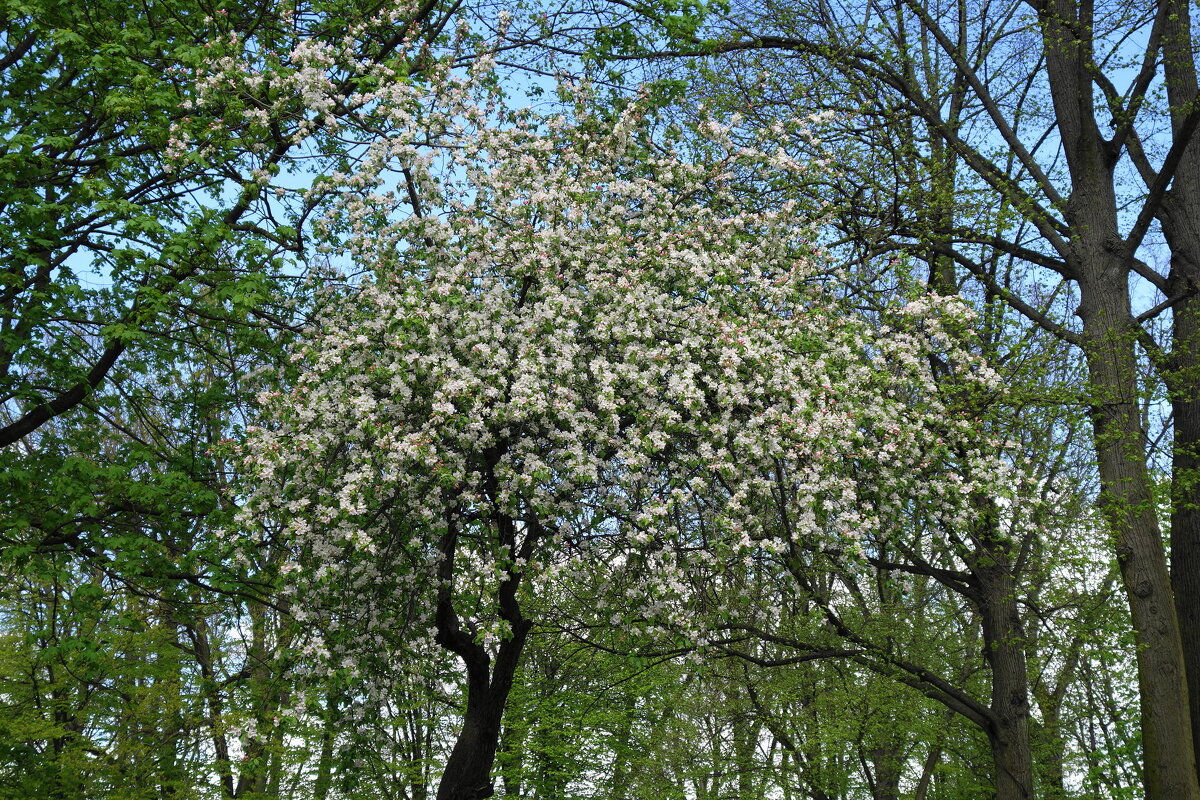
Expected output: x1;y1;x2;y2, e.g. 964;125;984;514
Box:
236;59;1027;670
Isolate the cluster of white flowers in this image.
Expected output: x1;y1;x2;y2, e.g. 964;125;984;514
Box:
224;31;1016;673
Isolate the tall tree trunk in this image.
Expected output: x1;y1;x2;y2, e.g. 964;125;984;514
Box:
437;626;531;800
608;699;635;800
971;508;1034;800
312;691;340;800
1036;0;1200;790
912;739;942;800
439;680;509;800
867;743;903;800
188;617;236;798
1031;711;1068;800
1078;270;1199;799
1028;634;1080;800
978;591;1033;800
1159;0;1200;774
732;694;762;800
236;600;271;798
1170;291;1200;778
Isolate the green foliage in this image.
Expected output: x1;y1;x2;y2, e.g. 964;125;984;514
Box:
0;0;1161;797
0;0;484;796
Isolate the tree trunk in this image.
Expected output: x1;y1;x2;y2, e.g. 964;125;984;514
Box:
438;686;509;800
436;625;531;800
972;515;1034;800
1034;0;1200;789
312;690;340;800
609;700;635;800
1031;713;1068;800
1078;271;1200;800
912;741;942;800
188;617;236;798
867;744;903;800
434;510;534;800
732;699;762;800
980;607;1033;800
1171;291;1200;778
1159;0;1200;772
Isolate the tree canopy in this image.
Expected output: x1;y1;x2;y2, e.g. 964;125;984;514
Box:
1;0;1196;799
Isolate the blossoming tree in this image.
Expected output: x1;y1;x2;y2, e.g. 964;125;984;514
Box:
236;46;1015;797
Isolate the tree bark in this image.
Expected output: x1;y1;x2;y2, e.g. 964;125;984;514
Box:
912;739;942;800
1034;0;1200;791
966;502;1034;800
312;692;339;800
732;694;762;800
438;680;510;800
977;586;1033;800
434;509;534;800
436;619;531;800
1158;0;1200;774
867;743;903;800
1170;291;1200;777
1078;270;1200;800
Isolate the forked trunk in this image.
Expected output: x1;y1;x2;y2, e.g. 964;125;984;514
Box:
434;510;534;800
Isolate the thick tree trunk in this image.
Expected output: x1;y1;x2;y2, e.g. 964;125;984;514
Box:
436;621;531;800
1156;0;1200;772
438;687;509;800
1079;275;1200;800
1159;0;1200;766
867;744;903;800
973;527;1034;800
1171;291;1200;777
1034;0;1200;789
979;607;1033;800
